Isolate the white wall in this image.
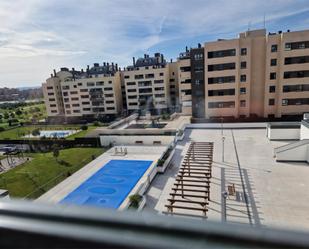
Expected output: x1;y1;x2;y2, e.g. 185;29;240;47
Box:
276;143;309;162
300;123;309;140
186;122;267;129
100;135;174;146
268;128;300;140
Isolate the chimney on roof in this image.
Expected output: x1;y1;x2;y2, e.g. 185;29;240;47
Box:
115;63;118;71
133;57;136;66
87;65;89;70
112;62;114;71
50;74;53;78
287;29;290;32
198;43;201;48
185;46;188;52
144;54;147;59
53;69;56;76
160;54;164;64
81;69;84;73
170;59;173;63
278;30;282;34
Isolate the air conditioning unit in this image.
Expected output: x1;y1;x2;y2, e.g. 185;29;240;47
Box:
304;113;309;120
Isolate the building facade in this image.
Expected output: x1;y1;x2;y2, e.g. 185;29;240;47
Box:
203;28;309;120
43;28;309;122
122;53;170;115
42;63;122;122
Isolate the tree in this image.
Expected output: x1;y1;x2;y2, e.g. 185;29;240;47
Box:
4;112;9;120
31;128;40;136
15;109;22;116
80;125;88;130
52;146;60;162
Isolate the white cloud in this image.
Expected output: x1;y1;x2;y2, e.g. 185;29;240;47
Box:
0;0;308;87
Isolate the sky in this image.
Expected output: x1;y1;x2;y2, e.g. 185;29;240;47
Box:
0;0;309;88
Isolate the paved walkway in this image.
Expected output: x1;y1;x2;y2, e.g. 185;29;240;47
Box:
144;128;309;231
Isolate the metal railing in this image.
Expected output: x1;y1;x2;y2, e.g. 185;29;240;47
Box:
0;199;308;248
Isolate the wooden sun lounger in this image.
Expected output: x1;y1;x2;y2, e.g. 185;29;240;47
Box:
167;199;209;206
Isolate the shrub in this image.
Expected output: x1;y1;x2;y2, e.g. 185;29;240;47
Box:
129;194;142;209
80;125;88;130
93;121;100;126
0;127;5;132
31;128;40;136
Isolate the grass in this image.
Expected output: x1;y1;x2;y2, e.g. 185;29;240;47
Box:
66;125;97;140
0;147;105;198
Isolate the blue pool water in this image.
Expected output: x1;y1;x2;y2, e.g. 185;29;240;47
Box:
61;160;153;208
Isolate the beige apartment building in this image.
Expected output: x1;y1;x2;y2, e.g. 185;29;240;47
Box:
122;53;171;115
177;48;192;115
203;28;309;119
42;63;122;121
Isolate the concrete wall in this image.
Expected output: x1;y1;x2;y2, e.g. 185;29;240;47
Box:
267;128;300;140
300;123;309;140
186;122;267;129
276;141;309;162
100;135;174;146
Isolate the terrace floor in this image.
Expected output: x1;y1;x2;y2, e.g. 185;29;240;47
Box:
144;128;309;231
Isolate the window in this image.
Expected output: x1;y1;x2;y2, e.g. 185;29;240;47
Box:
282;98;309;106
240;87;246;94
241;48;247;55
269;99;275;106
65;104;70;108
51;110;57;113
47;86;53;90
48;92;54;96
208;101;235;108
285;56;309;65
240;100;246;107
285;41;309;50
284;70;309;79
96;81;104;86
80;89;88;92
194;53;203;60
154;80;164;84
208;89;235;96
271;59;277;66
127;82;136;86
104;87;113;91
208;76;235;84
106;100;114;104
128;95;137;99
145;73;154;78
50;104;56;107
87;82;95;87
159;72;164;76
83;108;91;111
195;79;203;85
73;110;81;113
155;94;165;98
127;89;136;92
66;110;71;114
72;104;80;107
208;49;236;58
283;84;309;92
73;85;77;88
70;91;78;94
271;44;278;52
135;74;143;79
240;61;247;69
71;97;79;101
78;82;82;86
81;95;89;98
106;107;115;110
63;92;68;96
270;73;276;80
62;86;69;90
269;86;276;93
48;98;55;101
124;75;130;79
82;102;90;105
240;75;246;82
208;63;235;71
105;94;114;98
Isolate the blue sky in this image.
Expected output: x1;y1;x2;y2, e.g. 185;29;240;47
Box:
0;0;309;87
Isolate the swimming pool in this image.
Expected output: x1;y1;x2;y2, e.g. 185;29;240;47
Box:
61;160;153;208
24;130;78;138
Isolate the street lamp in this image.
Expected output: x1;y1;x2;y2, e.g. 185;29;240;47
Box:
222;136;225;162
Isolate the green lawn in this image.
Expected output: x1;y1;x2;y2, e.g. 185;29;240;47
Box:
66;125;97;140
0;147;105;198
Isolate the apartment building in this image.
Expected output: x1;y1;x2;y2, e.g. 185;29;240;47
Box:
178;48;192;115
122;53;170;115
203;28;309;119
42;63;122;122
